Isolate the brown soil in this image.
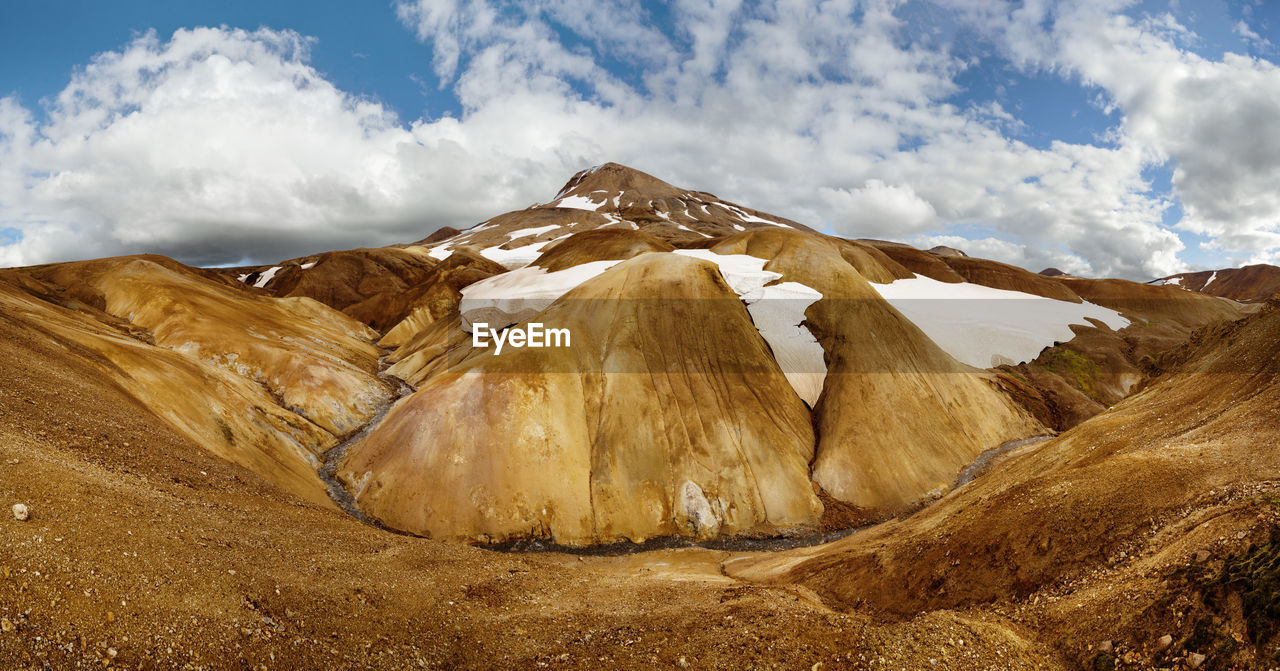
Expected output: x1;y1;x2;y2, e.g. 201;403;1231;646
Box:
731;301;1280;670
0;305;1062;670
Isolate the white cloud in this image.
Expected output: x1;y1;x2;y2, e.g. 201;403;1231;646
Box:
0;2;1274;279
820;180;938;236
942;0;1280;275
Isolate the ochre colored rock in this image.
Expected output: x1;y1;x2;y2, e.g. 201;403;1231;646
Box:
340;253;824;545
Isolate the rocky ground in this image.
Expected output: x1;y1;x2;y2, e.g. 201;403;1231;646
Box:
0;301;1067;670
4;302;1277;670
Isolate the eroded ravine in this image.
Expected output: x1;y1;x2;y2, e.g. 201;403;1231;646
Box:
317;352;413;528
954;435;1054;488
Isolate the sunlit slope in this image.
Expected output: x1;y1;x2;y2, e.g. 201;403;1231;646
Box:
0;272;337;507
734;300;1280;630
338;253;825;545
28;255;392;437
706;228;1044;512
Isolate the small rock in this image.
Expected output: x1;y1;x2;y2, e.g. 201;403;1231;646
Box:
1155;634;1173;651
1188;652;1206;668
1098;640;1113;653
1195;550;1210;563
106;611;115;623
676;657;689;669
0;618;12;632
12;504;29;522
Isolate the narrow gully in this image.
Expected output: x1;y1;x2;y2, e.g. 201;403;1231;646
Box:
954;434;1055;488
317;352;414;529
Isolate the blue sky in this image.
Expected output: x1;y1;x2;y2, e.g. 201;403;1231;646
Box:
0;0;457;123
1;1;1278;278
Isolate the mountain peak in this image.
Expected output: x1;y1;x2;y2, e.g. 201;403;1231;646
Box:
553;162;692;202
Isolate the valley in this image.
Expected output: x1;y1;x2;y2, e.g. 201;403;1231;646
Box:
2;164;1278;670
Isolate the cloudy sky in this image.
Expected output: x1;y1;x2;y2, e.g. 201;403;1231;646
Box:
1;0;1277;279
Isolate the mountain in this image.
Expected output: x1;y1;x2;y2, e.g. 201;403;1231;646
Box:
2;161;1272;668
729;297;1280;669
5;162;1257;547
1152;264;1280;301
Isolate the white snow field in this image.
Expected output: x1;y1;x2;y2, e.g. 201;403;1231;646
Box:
675;250;826;405
746;282;825;406
505;224;562;240
252;266;281;288
458;260;624;331
478;241;554;269
458;248;829;404
870;275;1129;369
551;194;604;211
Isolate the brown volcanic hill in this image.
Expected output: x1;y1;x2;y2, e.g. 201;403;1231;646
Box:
858;239;967;283
1154;263;1280;301
701;228;1043;513
415;225;461;245
731;300;1280;669
938;254;1080;301
346;226;1044;544
339;253;825;545
545;162;811;233
532;228;674;272
410;163;815;262
859;239;1077;300
22;256;392;438
993;276;1256;431
0;268;345;507
219;246;441;331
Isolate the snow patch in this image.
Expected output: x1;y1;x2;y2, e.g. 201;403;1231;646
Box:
505;224;561;240
459;260;624;330
726;204;790;228
427;244;454;261
677;224;713;238
673;250;780;297
747;282;826;406
252;266;281;288
870;275;1131;369
300;261;316;270
479;241;552;269
674;249;827;404
553;195;604;211
1205;271;1218;288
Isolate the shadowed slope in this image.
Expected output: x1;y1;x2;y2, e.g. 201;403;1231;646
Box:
730;301;1280;668
1152;263;1280;301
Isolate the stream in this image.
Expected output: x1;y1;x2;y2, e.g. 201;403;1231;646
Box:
317;353;414;529
953;434;1055;488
